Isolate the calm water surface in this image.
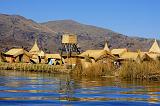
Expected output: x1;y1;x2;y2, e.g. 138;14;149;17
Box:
0;70;160;106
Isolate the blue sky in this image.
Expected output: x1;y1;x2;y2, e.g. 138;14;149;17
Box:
0;0;160;39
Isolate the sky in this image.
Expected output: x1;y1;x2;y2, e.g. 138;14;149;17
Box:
0;0;160;39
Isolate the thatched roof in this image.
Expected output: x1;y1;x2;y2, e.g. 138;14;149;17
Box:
29;39;40;55
62;34;77;44
38;50;45;57
4;48;31;57
78;50;116;61
103;42;110;51
139;52;153;61
5;48;23;57
120;51;152;62
149;39;160;53
120;52;140;61
23;50;32;57
45;54;61;59
147;53;160;60
111;48;127;56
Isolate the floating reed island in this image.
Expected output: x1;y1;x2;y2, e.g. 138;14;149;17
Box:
0;34;160;81
0;63;70;74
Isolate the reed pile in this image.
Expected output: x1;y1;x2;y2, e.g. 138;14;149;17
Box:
0;62;70;74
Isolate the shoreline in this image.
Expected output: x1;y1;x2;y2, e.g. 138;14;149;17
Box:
1;61;160;82
0;62;71;74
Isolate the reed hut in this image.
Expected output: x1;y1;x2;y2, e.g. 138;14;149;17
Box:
4;48;31;63
103;42;110;51
111;48;127;57
29;39;45;63
29;39;40;55
145;39;160;61
61;34;80;57
146;53;160;61
149;39;160;53
119;52;140;62
29;39;40;63
38;50;45;63
119;51;152;63
62;34;77;44
38;50;45;57
45;54;63;65
139;52;153;61
78;50;116;63
75;50;117;71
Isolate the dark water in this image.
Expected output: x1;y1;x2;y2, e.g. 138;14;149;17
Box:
0;70;160;106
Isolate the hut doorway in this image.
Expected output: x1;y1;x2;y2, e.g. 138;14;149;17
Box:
19;54;23;62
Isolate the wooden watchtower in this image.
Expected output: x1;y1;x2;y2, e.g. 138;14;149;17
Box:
61;34;80;57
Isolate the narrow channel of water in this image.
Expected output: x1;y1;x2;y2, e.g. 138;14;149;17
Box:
0;70;160;106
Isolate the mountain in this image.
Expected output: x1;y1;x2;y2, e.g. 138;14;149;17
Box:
0;14;156;53
42;20;154;51
0;14;60;53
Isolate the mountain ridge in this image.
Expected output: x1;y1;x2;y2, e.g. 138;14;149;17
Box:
0;14;157;53
42;19;154;52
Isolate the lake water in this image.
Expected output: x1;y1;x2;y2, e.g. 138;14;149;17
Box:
0;70;160;106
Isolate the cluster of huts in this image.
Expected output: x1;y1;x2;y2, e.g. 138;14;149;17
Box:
0;34;160;68
0;40;63;65
66;39;160;70
77;39;160;65
111;39;160;62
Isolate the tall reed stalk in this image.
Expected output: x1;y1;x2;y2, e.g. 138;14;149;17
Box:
118;61;160;81
73;58;115;77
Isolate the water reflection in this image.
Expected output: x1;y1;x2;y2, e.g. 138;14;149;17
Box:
0;70;160;106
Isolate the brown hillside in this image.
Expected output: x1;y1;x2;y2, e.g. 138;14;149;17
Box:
42;20;154;51
0;14;157;53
